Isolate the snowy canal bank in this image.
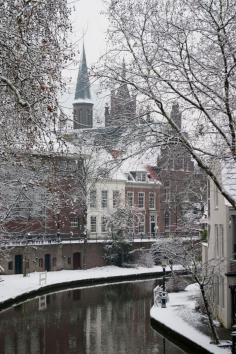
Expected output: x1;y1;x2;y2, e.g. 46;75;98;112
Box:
0;265;180;308
150;284;231;354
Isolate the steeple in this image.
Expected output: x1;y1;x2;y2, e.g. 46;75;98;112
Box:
121;58;126;80
73;44;93;130
74;44;91;101
170;102;182;130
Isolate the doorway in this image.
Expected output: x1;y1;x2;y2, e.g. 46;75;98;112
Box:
15;255;23;274
44;254;51;272
73;252;81;269
150;214;157;237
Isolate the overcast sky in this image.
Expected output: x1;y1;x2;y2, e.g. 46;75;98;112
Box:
61;0;108;124
70;0;107;64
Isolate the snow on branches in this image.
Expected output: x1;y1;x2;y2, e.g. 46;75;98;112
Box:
0;0;71;150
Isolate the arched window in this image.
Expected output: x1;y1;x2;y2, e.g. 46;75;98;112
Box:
164;210;170;230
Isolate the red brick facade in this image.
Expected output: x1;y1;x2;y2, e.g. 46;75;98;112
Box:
125;183;160;237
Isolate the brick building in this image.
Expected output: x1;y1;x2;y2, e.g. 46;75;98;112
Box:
156;103;207;236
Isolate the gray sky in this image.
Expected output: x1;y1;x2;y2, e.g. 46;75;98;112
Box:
61;0;108;123
70;0;107;64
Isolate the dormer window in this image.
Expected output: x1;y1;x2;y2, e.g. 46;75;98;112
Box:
136;172;146;182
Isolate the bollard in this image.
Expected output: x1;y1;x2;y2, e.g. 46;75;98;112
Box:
161;291;168;308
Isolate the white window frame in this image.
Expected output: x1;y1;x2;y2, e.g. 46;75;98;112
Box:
101;216;107;233
149;192;156;209
215;224;219;257
113;190;120;208
136;172;146;182
214;183;219;209
90;216;97;233
127;192;134;207
101;190;108;208
138;214;145;233
219;224;224;258
89;189;97;208
164;186;170;202
220;275;225;308
70;217;79;228
138;192;145;208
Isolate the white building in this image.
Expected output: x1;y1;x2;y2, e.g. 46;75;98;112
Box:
86;150;160;239
203;161;236;328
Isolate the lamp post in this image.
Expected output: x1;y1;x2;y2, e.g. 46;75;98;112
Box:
161;256;168;308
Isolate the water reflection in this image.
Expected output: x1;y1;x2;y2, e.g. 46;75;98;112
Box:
0;280;187;354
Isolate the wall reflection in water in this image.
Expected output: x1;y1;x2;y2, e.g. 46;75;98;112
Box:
0;280;186;354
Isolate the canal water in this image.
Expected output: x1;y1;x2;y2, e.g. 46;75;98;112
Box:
0;279;188;354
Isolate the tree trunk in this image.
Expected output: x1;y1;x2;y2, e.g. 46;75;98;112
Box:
200;284;220;345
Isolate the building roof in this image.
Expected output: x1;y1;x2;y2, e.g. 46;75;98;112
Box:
91;147;160;185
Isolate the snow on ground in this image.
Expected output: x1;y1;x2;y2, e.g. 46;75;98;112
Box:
0;265;178;304
150;284;231;354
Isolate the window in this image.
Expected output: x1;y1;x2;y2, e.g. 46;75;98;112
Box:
164;210;170;230
101;191;108;208
101;216;107;233
215;224;219;257
138;214;145;233
67;160;76;173
90;190;97;208
214;276;219;305
136;172;146;182
70;217;79;228
164;186;170;202
127;192;134;207
219;224;224;258
149;192;156;209
39;258;43;268
113;191;120;208
90;216;97;233
214;183;219;208
208;224;211;242
8;261;13;270
138;192;145;208
68;257;71;265
207;179;211;217
150;215;155;222
220;276;225;308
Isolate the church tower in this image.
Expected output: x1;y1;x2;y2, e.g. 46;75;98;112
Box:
170;102;181;130
106;60;136;127
73;45;93;129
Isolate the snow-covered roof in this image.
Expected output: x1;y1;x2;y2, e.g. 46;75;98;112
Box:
221;158;236;206
93;147;160;184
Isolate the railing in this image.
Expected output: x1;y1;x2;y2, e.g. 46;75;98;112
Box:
0;232;159;246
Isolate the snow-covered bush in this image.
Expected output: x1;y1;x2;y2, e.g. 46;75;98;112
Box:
133;249;154;268
104;236;132;267
166;274;189;292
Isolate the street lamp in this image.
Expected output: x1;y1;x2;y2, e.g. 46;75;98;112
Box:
161;256;168;308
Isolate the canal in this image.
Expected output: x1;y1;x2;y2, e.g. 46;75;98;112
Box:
0;279;188;354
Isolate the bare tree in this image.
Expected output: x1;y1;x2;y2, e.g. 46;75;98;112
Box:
152;237;220;344
96;0;236;209
0;0;71;151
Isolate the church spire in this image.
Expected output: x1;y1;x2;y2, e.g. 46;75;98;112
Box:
121;58;126;80
74;44;91;101
73;44;93;130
